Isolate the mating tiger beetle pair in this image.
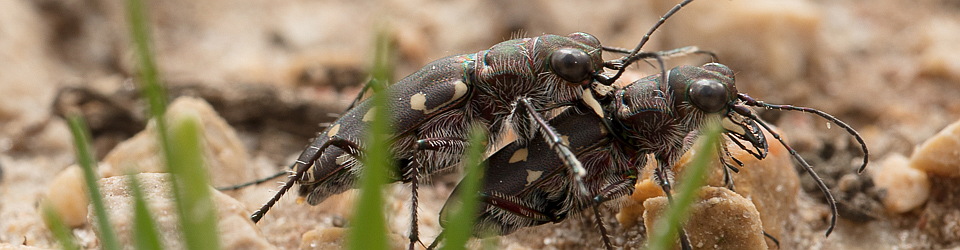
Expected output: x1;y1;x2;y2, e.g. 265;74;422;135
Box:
221;0;870;248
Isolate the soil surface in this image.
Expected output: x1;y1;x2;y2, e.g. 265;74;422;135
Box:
1;0;959;249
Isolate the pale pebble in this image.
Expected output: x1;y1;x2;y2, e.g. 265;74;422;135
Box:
910;120;960;177
100;97;255;186
40;165;88;228
873;154;931;213
643;187;768;250
94;173;276;249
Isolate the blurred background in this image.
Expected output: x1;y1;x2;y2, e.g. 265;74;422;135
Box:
1;0;958;248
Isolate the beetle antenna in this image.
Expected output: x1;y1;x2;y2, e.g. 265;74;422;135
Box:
216;170;288;191
733;106;838;237
252;161;310;223
596;0;697;84
619;0;696;69
738;93;869;173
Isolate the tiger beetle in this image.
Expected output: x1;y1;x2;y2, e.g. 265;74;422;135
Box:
428;61;869;249
218;1;710;248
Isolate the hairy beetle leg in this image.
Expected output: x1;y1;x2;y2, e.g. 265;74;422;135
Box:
518;98;589;197
717;144;738;191
408;159;426;250
652;160;693;250
592;178;640;250
592;206;613;250
764;231;781;249
416;137;467;151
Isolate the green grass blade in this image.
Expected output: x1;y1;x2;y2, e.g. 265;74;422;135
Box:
441;126;487;250
128;175;164;250
41;204;80;250
348;28;394;250
125;0;165;120
124;0;172;179
125;0;220;248
169;118;220;250
66;115;121;250
647;122;723;250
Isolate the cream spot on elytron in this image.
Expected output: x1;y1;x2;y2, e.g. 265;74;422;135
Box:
423;80;469;114
452;80;468;100
362;107;377;122
509;148;529;163
327;124;341;137
410;93;427;111
561;135;570;146
525;170;543;186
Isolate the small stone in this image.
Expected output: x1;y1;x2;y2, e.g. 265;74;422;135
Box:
617;178;663;228
618;128;798;241
40;165;88;228
657;0;821;83
643;187;768;250
872;154;930;213
0;243;49;249
100;97;255;186
916;17;960;83
94;173;276;249
300;227;407;250
300;227;346;250
910;119;960;177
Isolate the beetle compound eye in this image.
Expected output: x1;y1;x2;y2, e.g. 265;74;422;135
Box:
689;79;728;113
550;48;592;83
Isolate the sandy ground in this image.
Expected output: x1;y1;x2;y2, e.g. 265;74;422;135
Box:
2;0;960;249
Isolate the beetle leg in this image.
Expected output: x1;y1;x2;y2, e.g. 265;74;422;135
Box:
517;98;589;198
408;159;425;250
717;142;738;191
653;156;693;250
764;231;781;249
593;176;639;204
591;176;640;250
426;230;445;250
592;206;613;250
416;137;467;151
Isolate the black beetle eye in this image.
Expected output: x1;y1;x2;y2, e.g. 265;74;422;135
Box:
689;79;728;113
550;48;592;83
